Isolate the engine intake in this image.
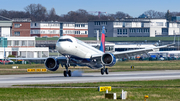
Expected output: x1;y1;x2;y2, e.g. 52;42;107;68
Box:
101;53;116;67
44;57;59;71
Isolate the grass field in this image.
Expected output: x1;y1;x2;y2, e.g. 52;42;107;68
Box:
1;60;180;75
1;60;180;100
36;37;177;42
3;79;180;101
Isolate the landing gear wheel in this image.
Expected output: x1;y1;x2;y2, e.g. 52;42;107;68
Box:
63;71;67;77
68;70;71;77
105;68;109;74
101;68;104;75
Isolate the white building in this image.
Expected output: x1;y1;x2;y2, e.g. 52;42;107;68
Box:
31;21;88;37
0;16;12;37
0;37;49;59
63;22;88;37
88;18;180;37
31;21;61;37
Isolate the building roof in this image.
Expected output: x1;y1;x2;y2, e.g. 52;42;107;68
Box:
0;15;11;21
12;18;31;22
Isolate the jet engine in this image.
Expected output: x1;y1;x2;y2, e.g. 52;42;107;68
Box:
101;53;116;67
44;57;59;71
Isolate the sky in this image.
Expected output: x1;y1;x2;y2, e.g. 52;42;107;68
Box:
0;0;180;17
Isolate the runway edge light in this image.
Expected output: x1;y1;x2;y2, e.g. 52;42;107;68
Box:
98;86;111;92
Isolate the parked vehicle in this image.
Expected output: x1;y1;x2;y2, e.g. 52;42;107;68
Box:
0;59;14;64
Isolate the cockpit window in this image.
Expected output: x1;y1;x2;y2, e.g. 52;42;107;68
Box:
58;38;73;42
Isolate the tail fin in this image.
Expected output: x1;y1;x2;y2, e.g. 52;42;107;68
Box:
100;26;105;52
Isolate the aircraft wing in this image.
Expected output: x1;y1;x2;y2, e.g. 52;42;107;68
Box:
91;43;175;59
8;57;47;60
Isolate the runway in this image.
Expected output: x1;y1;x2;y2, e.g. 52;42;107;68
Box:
1;70;180;87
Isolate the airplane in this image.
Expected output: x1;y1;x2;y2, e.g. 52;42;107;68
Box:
44;26;175;77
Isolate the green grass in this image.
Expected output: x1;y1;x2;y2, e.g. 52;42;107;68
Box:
19;79;180;88
7;79;180;101
36;37;177;42
1;60;180;75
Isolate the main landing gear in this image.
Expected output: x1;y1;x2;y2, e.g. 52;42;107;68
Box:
63;56;72;77
101;65;109;75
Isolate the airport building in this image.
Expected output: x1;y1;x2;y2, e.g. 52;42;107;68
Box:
31;21;62;37
63;22;88;37
0;37;49;59
11;18;31;36
31;22;88;37
0;16;12;37
88;18;180;37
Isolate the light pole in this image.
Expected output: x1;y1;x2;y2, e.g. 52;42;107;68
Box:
178;36;179;50
2;37;6;65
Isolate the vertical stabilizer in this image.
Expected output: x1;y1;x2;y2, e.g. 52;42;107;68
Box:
100;26;105;52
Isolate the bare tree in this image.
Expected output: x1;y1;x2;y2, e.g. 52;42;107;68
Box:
24;4;47;21
143;10;165;18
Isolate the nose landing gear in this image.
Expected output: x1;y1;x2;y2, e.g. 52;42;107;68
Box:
63;56;72;77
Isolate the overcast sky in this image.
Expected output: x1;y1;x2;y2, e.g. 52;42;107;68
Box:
0;0;179;17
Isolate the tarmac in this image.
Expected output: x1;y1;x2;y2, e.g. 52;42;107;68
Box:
0;70;180;87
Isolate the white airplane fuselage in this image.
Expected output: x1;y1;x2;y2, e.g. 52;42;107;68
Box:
56;36;104;68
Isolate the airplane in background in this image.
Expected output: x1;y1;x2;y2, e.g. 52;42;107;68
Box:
44;26;175;77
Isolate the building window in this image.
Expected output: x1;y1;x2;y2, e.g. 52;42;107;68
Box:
156;22;163;26
114;22;122;26
28;41;34;46
14;24;20;28
117;29;122;34
137;29;139;33
81;24;85;27
144;29;149;33
34;23;37;26
75;24;80;27
75;31;80;34
101;21;107;26
85;31;87;34
94;21;100;25
21;41;26;46
14;41;19;46
162;28;168;33
123;29;127;34
139;29;142;33
14;32;20;36
7;41;11;46
130;29;135;33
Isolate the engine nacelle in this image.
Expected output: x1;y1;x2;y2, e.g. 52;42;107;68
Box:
44;57;59;71
101;53;116;67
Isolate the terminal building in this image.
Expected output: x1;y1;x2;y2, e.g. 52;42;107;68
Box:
0;37;49;59
88;18;180;37
0;16;12;37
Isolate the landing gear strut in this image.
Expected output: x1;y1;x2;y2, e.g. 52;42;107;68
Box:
101;65;109;75
63;55;72;77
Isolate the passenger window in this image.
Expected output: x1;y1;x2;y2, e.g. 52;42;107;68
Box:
58;39;72;42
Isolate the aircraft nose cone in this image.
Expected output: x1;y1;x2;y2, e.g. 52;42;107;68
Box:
56;42;65;52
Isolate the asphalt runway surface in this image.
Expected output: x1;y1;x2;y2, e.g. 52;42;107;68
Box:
1;70;180;87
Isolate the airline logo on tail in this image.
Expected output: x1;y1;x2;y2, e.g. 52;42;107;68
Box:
100;26;105;52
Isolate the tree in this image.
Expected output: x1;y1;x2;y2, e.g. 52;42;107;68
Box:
165;10;172;21
143;10;165;18
24;4;47;21
48;7;60;21
110;11;132;19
